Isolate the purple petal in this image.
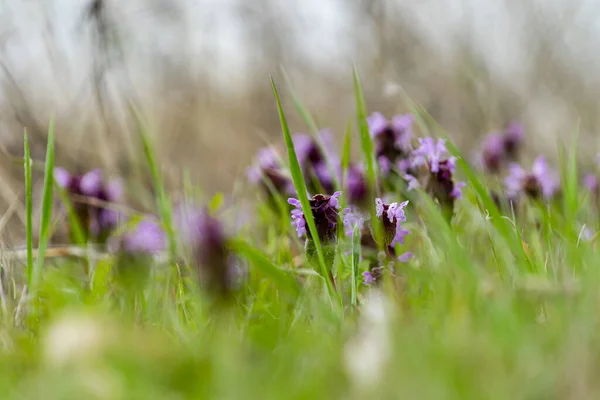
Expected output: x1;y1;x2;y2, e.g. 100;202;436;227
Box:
287;198;302;208
367;112;388;137
398;252;414;262
80;169;103;196
53;167;71;188
105;179;123;202
375;198;384;217
584;174;599;192
451;182;467;199
329;191;342;209
122;218;166;255
362;271;375;285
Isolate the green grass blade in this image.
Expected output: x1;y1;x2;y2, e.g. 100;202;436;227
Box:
560;124;580;232
352;67;382;247
55;187;86;246
350;225;361;307
33;119;55;289
24;131;33;288
270;77;336;299
132;107;177;262
280;67;341;192
230;239;300;297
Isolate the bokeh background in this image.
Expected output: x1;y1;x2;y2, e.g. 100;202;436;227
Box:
2;0;600;239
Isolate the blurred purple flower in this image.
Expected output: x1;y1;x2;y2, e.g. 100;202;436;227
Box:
398;252;414;262
248;146;296;200
584;173;599;193
345;165;368;207
479;122;524;173
288;192;341;244
503;121;524;157
505;156;559;199
362;271;375;286
367;112;414;176
410;138;465;214
376;198;409;247
175;205;236;298
342;208;365;237
292;130;340;194
54;167;123;242
119;217;166;255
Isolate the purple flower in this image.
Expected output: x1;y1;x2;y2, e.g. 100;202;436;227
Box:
288;192;342;244
376;198;410;247
479;122;524;173
342;208;365;237
481;133;506;173
54;167;123;242
410;138;465;214
367;112;414;176
398;252;414;262
175;205;236;298
362;271;375;286
292;131;340;194
118;217;166;255
345;165;368;207
248;146;296;200
584;174;599;193
503;121;524;157
505;157;559;199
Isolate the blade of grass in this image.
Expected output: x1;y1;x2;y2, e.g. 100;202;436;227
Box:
352;67;382;248
280;67;341;192
350;224;361;308
131;106;177;262
24;130;33;288
230;239;300;297
33;119;55;290
270;77;336;300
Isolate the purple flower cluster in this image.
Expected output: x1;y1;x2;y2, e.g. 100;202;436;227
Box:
504;156;559;199
54;167;123;242
480;122;524;173
175;205;237;298
375;198;410;247
292;131;342;195
288;192;341;244
367;112;414;176
117;217;166;255
408;138;466;213
248;146;296;201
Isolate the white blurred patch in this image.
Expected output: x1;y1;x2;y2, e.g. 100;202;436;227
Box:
343;289;394;390
43;311;112;367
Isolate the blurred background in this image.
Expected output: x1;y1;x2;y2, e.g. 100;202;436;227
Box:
1;0;600;235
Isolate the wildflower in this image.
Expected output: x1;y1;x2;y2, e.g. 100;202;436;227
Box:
584;174;599;194
248;146;295;200
176;205;236;299
345;165;368;207
505;156;559;199
292;130;340;194
503;121;524;158
342;208;365;237
117;218;166;255
375;198;409;248
287;192;341;244
362;270;376;286
479;122;524;173
410;138;466;214
54;167;123;243
367;112;414;175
